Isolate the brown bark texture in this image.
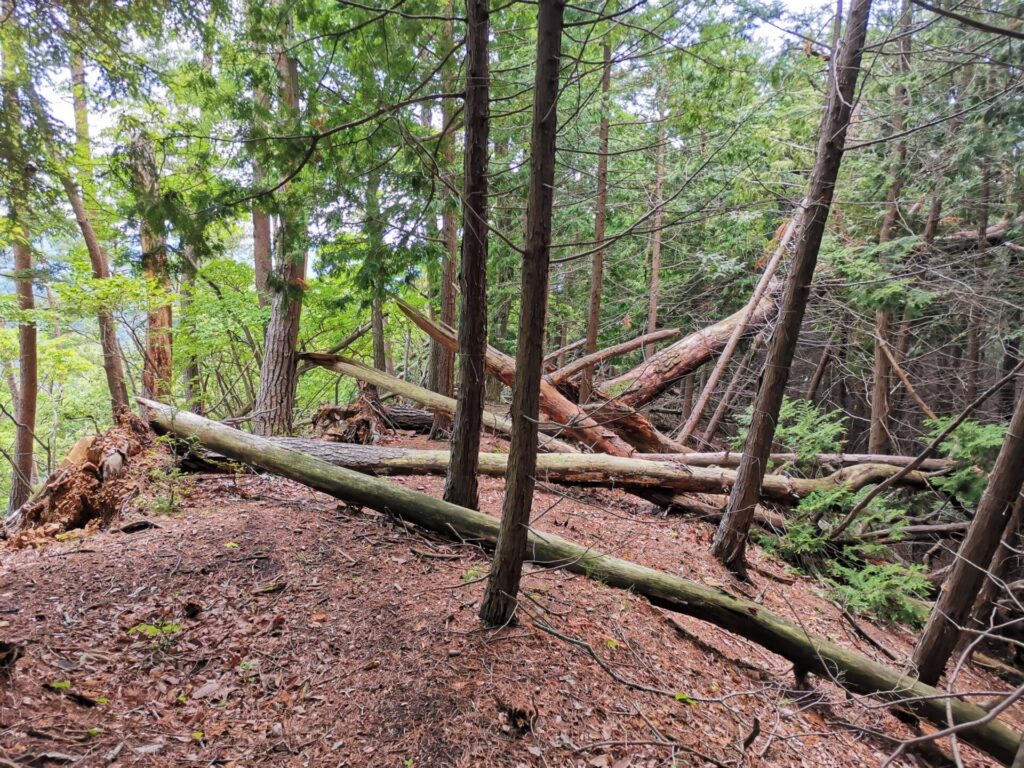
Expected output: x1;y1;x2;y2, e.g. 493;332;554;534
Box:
479;0;565;627
712;0;873;574
443;0;490;509
912;388;1024;685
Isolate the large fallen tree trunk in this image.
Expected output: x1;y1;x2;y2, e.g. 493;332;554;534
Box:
600;279;782;410
140;398;1021;765
395;299;687;454
256;441;933;503
300;353;576;454
547;328;681;385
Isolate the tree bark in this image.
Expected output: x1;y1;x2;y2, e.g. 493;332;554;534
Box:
443;0;490;509
142;399;1023;767
129;133;173;400
4;74;36;513
479;0;565;626
252;24;307;436
580;42;611;403
912;389;1024;685
600;280;782;409
712;0;872;575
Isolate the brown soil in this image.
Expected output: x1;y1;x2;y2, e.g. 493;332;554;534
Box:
0;432;1019;767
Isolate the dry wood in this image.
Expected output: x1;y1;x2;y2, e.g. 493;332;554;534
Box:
141;399;1023;766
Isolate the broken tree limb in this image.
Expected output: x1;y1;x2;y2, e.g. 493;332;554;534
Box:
250;441;933;503
300;353;576;454
600;279;782;410
547;328;681;385
396;298;689;454
139;398;1022;766
641;451;954;471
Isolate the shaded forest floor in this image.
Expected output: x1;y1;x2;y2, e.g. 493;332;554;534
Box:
1;434;1019;767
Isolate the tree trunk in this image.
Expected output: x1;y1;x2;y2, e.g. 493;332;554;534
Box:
223;440;931;503
397;300;646;455
181;243;203;414
1003;255;1021;418
600;280;782;409
60;59;130;416
252;83;272;308
142;399;1023;767
4;27;36;513
712;0;872;575
443;0;490;509
912;389;1024;685
805;330;836;402
431;5;460;435
547;329;679;385
479;0;565;626
129;133;173;400
645;84;666;361
252;26;307;436
580;43;611;403
868;0;910;454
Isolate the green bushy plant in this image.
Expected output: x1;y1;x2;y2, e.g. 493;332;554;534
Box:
732;396;846;467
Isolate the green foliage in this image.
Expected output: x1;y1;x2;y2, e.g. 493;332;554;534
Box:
732;397;846;466
926;418;1008;505
767;487;931;625
827;561;930;626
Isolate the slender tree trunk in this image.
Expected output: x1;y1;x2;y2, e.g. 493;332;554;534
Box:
912;389;1024;685
580;43;611;403
253;28;307;436
443;0;490;509
869;0;910;454
252;85;272;308
645;88;666;361
4;20;36;512
130;134;173;400
1002;254;1021;418
806;330;836;402
712;0;873;575
181;243;204;414
479;0;564;626
64;55;130;416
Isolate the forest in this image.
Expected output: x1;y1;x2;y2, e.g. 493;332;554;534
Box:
1;0;1023;764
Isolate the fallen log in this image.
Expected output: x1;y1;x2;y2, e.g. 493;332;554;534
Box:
641;451;955;471
140;398;1022;766
546;328;681;385
300;353;576;454
600;279;782;409
257;441;932;503
396;299;687;454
